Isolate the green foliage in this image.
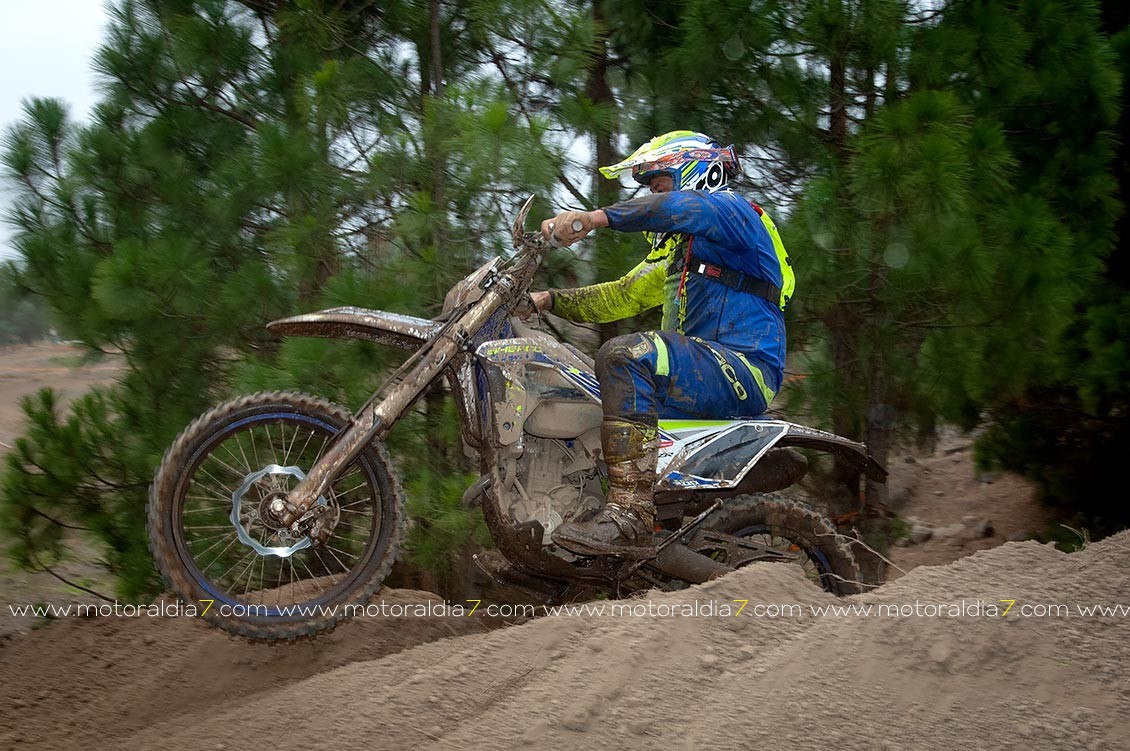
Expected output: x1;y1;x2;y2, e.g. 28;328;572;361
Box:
2;0;1127;600
616;0;1125;568
962;0;1130;530
1;0;561;597
402;470;490;582
1;388;161;598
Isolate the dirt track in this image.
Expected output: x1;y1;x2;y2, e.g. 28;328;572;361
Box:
2;535;1128;749
2;341;1122;749
0;589;510;749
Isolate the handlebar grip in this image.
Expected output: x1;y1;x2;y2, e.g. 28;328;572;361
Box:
545;218;589;249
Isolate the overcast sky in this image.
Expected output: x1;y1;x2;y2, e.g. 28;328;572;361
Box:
0;1;111;261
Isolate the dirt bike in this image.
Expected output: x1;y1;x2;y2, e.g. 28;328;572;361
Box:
147;196;888;642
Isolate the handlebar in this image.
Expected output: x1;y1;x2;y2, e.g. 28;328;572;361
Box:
545;219;585;249
503;196;588;316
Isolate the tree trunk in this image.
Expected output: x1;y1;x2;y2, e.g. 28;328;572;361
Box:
428;0;446;212
822;3;894;585
588;0;620;346
825;12;860;512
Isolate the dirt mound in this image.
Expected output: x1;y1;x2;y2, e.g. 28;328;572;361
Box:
0;589;506;749
0;345;1122;748
2;533;1112;750
885;430;1052;575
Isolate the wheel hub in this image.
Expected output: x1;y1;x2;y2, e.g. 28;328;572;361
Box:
257;492;292;530
230;464;328;558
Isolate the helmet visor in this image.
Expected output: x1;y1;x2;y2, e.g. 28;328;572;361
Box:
600;145;740;181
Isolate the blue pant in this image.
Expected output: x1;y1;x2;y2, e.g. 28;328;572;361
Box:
594;331;776;425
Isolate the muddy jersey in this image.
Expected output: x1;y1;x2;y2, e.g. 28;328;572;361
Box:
553;189;793;401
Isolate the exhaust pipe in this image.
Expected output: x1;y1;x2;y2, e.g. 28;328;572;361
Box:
649;542;734;584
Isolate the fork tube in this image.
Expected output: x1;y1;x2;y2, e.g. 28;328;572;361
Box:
283;277;513;519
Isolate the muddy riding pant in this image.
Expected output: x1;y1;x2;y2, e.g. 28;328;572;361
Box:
594;331;776;429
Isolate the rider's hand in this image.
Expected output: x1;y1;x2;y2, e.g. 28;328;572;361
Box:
530;290;553;313
540;210;608;247
517;291;553;321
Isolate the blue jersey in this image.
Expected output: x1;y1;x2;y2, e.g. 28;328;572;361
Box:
555;189;793;397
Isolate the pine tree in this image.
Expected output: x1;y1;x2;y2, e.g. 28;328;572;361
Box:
615;0;979;575
955;0;1127;537
604;0;1121;575
1;0;562;598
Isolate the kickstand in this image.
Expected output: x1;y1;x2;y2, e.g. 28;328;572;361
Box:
618;499;724;583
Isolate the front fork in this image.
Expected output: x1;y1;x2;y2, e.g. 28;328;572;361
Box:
274;277;513;531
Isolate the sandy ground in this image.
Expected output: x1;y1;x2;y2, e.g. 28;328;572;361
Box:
885;430;1052;575
3;340;1115;750
3;537;1126;750
0;341;124;451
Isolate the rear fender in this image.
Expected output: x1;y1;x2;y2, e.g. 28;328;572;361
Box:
657;420;887;493
776;423;888;482
266;306;441;351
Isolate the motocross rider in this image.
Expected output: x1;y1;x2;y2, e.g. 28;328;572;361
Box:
533;130;794;559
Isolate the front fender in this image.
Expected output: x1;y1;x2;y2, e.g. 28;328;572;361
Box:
266;306;441;351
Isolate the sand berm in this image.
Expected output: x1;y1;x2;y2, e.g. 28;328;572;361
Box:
2;533;1129;750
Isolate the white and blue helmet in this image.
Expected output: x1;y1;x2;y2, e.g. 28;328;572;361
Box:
599;130;741;192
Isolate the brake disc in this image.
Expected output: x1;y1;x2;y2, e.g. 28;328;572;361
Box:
229;464;333;557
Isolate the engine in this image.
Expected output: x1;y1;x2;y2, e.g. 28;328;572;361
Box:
511;435;604;544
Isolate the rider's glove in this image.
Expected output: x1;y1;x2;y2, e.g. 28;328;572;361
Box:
542;211;595;247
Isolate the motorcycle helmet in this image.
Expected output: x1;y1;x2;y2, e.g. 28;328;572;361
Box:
599;130;741;192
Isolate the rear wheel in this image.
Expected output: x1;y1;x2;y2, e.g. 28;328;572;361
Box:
147;391;404;641
696;494;860;595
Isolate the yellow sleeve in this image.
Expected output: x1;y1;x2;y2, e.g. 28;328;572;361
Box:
551;234;679;323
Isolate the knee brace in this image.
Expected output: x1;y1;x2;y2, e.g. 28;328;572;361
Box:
595;333;661;423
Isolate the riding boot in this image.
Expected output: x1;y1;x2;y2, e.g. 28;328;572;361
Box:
551;418;658;559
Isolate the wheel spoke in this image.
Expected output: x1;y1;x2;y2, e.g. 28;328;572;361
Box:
232;433;255;477
275;554;285;605
293;429;317;468
280;422;299;467
197;466;237;495
264;422;278;462
338;498;372;510
323;544;352;573
287;558;306;600
187;530;237;544
219;443;251;478
201;535;243;575
294;554;325;592
189;532;236;562
333;481;369;498
165;402;392;627
212;547;255;585
235;552;260;596
249;425;261;470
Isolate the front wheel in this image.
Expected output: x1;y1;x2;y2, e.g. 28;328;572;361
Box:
696;494;861;595
147;391;404;642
